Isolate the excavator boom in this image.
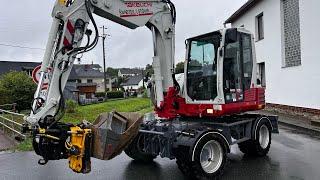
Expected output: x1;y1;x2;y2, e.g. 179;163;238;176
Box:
26;0;176;125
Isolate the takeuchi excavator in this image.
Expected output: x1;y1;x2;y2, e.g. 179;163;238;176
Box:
22;0;279;179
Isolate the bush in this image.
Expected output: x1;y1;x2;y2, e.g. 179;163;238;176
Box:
66;99;78;113
95;92;106;98
107;91;124;99
142;90;148;98
0;71;36;111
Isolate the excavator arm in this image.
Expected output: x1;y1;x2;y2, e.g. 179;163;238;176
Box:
23;0;176;173
26;0;176;125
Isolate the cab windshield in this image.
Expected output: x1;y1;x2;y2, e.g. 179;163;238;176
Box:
187;32;221;101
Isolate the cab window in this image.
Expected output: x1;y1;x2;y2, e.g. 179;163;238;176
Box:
223;31;253;103
187;34;221;101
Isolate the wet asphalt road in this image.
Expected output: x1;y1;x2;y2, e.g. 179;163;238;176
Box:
1;125;320;180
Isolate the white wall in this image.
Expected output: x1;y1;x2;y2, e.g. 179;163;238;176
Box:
79;78;112;93
298;0;320;109
123;80;146;91
231;0;320;109
123;85;139;91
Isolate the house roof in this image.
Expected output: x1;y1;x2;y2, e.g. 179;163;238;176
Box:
225;0;262;24
121;74;143;86
0;61;40;76
0;61;106;80
70;64;106;79
119;68;143;75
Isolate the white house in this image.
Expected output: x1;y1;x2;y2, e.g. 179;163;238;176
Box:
69;64;112;93
118;68;142;78
225;0;320;112
121;74;146;91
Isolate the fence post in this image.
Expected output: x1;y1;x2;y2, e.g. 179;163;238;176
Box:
1;117;4;132
12;103;17;113
11;113;14;138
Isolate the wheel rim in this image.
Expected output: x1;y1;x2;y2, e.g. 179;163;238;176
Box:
259;125;270;149
200;140;223;174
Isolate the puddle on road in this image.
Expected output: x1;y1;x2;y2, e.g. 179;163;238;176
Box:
279;125;320;140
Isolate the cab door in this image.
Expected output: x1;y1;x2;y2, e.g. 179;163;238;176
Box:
223;29;254;103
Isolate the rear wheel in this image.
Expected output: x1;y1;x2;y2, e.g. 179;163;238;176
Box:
238;119;272;156
124;133;156;162
176;133;228;180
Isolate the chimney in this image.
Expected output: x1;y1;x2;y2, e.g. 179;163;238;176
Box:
84;64;89;71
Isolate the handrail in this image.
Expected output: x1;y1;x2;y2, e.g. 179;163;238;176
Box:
0;122;25;137
0;109;25;117
0;103;16;107
0;115;23;127
0;108;26;138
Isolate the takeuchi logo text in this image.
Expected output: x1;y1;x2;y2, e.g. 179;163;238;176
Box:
125;2;152;8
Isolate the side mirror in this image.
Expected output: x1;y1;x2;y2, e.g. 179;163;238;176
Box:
225;28;238;44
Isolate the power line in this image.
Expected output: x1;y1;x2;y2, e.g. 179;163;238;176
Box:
0;43;45;50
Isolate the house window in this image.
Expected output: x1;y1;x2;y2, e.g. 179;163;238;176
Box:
282;0;301;67
77;79;82;83
106;79;110;84
256;13;264;41
87;79;93;83
257;62;266;87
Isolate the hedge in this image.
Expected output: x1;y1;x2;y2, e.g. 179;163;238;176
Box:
95;92;106;98
107;91;124;99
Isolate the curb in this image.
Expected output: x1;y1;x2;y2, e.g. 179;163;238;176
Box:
278;120;320;136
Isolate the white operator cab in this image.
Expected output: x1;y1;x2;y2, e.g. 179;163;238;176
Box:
184;28;257;106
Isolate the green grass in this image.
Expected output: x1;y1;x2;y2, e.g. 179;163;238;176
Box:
63;98;152;123
14;138;33;151
12;98;153;152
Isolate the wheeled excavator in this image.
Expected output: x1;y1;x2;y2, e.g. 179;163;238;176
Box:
22;0;279;179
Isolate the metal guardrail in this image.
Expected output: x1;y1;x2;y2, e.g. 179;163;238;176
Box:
0;109;25;138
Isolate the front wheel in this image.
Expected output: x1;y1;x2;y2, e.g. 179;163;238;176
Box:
124;133;157;162
238;119;272;156
176;133;228;180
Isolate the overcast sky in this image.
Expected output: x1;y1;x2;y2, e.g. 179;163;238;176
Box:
0;0;246;68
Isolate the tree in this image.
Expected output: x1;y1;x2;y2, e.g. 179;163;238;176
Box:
0;71;36;111
106;67;119;78
145;64;154;77
175;62;185;73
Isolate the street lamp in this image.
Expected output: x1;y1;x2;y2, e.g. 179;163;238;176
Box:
99;26;111;97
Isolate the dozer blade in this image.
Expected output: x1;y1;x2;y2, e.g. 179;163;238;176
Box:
90;111;143;160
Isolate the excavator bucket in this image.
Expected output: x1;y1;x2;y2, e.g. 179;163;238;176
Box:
90;111;143;160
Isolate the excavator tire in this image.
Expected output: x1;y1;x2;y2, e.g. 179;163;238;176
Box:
176;133;228;180
124;133;156;162
238;119;272;156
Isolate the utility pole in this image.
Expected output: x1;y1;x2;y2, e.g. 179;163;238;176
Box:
99;26;110;97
